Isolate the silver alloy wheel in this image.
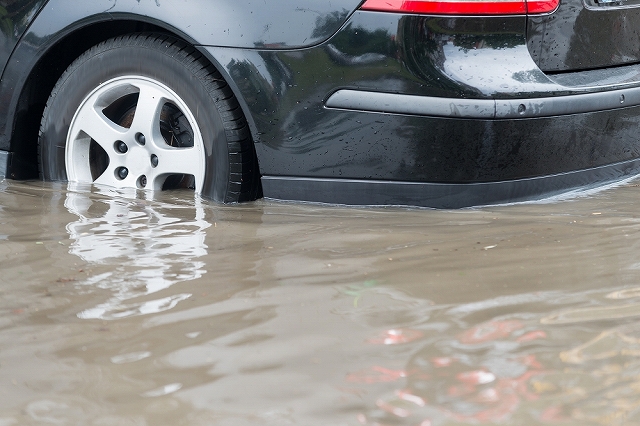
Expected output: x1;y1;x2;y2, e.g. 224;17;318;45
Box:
65;76;206;192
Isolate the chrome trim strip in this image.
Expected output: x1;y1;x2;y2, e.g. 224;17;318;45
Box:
325;90;496;118
325;87;640;119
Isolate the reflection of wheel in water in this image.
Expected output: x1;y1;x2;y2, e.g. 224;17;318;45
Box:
39;33;261;202
64;184;210;320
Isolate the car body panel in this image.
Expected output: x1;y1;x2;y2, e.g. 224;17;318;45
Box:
204;12;640;185
0;0;47;75
0;0;362;151
3;1;640;206
527;0;640;72
24;0;362;49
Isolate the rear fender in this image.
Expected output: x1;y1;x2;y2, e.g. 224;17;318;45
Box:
0;0;362;159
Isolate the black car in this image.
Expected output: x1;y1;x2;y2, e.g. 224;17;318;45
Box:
0;0;639;208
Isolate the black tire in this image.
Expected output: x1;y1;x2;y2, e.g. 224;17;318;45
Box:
38;33;260;202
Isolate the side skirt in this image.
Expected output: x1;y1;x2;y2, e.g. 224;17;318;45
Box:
0;150;39;179
0;151;10;178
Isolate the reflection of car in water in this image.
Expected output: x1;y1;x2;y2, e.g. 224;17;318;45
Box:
2;0;640;207
65;185;209;320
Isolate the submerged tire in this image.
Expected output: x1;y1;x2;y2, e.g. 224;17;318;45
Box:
39;33;260;202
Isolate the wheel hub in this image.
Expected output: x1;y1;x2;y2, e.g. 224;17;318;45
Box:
114;142;157;188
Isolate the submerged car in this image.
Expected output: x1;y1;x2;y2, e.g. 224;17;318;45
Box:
0;0;639;208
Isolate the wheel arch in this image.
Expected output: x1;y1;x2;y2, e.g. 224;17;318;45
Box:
7;18;263;189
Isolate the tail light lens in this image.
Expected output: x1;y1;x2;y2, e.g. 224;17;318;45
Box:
360;0;559;14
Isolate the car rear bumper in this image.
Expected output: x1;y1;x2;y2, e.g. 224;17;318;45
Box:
262;159;640;208
198;9;640;207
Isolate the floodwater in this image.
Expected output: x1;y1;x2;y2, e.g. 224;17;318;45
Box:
3;179;640;425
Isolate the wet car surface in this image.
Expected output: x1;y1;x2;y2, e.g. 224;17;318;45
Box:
3;179;640;424
3;0;640;207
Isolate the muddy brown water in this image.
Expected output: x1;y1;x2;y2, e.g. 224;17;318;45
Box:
3;179;640;425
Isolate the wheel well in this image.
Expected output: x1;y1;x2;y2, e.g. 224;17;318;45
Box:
13;20;262;198
12;20;168;179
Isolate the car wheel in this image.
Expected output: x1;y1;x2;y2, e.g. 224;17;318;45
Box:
39;33;260;202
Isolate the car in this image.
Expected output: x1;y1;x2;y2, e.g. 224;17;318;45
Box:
0;0;639;208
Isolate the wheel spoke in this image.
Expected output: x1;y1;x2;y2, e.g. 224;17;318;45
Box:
71;105;126;152
130;83;166;138
156;146;202;174
150;146;204;189
93;168;123;187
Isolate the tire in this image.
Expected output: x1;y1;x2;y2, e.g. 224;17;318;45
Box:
39;33;261;203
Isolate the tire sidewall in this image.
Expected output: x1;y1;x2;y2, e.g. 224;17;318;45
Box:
40;41;230;201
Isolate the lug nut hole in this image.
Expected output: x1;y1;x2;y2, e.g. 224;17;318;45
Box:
150;154;158;168
116;167;128;180
136;133;146;146
115;140;128;153
138;175;147;188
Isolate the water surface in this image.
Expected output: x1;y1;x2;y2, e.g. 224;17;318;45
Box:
2;180;640;425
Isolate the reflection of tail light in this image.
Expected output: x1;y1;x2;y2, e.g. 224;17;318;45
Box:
360;0;559;15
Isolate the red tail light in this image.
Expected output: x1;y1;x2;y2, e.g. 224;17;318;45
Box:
360;0;559;14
